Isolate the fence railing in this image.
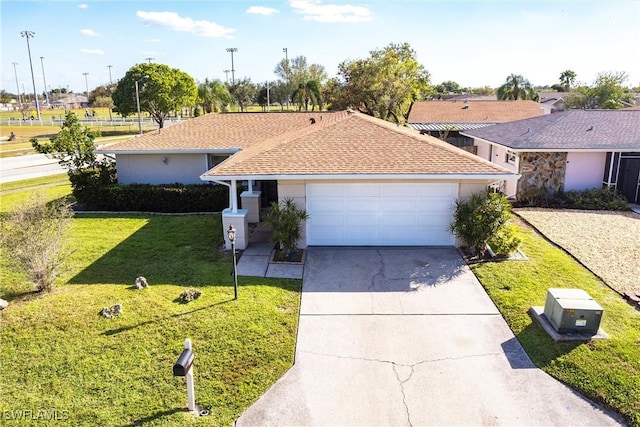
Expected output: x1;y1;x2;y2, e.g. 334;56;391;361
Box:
1;117;185;127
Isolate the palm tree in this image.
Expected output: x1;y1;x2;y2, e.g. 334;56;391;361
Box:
497;74;537;100
197;79;232;113
292;80;322;111
559;70;577;92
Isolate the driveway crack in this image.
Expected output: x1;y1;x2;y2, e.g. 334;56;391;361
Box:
368;249;385;313
393;364;414;426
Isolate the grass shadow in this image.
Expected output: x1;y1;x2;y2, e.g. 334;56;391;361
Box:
126;407;185;426
67;214;298;291
102;299;233;337
515;322;583;369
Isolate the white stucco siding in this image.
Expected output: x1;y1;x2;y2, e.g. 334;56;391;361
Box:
115;154;207;185
475;140;492;162
473;140;518;197
564;152;606;191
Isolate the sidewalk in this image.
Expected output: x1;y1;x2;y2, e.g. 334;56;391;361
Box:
235;223;304;279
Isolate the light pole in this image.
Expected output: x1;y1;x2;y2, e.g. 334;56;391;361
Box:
283;47;289;110
227;225;238;300
40;57;50;108
107;65;113;84
145;57;154;64
83;72;90;110
223;69;230;84
226;48;237;85
20;30;40;120
11;62;22;110
135;79;142;135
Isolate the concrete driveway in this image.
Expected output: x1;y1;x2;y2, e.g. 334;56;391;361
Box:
237;247;623;426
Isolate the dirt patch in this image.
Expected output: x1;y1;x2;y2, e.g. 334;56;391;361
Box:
515;208;640;294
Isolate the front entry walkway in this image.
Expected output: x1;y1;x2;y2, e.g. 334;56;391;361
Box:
236;247;622;426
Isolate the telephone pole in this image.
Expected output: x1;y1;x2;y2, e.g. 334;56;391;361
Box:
226;48;237;85
40;57;50;108
12;62;22;108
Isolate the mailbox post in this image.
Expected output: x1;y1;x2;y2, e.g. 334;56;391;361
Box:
173;338;196;413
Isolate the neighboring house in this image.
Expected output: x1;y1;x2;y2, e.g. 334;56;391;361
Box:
50;95;88;109
537;92;569;113
98;111;517;249
461;110;640;203
407;100;550;151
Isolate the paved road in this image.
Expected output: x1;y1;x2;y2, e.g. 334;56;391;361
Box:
237;247;624;426
0;154;68;184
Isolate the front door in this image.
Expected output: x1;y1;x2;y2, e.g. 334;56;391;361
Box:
618;158;640;203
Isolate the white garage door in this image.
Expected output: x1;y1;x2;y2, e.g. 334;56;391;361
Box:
306;183;457;246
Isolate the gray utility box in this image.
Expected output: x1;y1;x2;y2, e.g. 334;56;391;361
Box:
543;288;603;335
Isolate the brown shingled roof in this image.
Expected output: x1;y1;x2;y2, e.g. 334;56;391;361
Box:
204;111;514;178
98;111;333;152
407;100;546;124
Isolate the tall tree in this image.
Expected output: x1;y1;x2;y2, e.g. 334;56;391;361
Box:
274;55;327;85
269;81;292;111
228;78;257;112
559;70;577;92
435;81;463;94
292;80;322;111
112;63;197;129
497;74;537;100
565;71;634;109
326;42;431;123
198;78;232;113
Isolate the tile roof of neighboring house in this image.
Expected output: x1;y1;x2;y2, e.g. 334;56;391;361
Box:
461;109;640;151
202;111;514;178
407;100;547;129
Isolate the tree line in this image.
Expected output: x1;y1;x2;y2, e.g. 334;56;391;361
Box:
45;42;637;130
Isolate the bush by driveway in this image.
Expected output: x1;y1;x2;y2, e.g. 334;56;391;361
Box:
515;208;640;294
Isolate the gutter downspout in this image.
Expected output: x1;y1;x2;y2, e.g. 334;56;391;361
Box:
209;179;236;213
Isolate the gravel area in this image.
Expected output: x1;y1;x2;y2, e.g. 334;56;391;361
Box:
514;208;640;295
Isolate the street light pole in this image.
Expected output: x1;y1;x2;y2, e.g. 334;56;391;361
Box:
11;62;22;110
20;30;40;120
83;72;90;107
145;57;154;64
40;57;50;108
223;69;230;84
107;65;113;84
226;48;237;85
283;47;289;110
135;79;142;135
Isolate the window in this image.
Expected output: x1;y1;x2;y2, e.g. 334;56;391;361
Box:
207;154;228;169
505;150;517;165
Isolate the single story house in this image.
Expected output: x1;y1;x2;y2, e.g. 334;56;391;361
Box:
407;100;550;150
461;109;640;203
98;111;517;249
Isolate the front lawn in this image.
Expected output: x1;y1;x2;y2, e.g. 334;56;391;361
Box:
471;221;640;426
0;180;302;426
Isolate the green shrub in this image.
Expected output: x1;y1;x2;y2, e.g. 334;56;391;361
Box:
514;187;629;210
265;198;309;260
69;166;230;212
487;223;521;256
450;190;519;257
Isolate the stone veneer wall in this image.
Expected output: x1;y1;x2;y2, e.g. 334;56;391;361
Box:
517;152;567;198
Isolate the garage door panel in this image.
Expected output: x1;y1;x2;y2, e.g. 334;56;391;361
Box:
380;199;416;211
346;184;380;197
306;183;457;246
346;198;380;212
381;185;417;197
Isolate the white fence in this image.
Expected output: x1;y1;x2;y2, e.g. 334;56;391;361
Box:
1;117;185;128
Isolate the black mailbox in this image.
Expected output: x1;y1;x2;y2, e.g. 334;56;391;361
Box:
173;348;194;377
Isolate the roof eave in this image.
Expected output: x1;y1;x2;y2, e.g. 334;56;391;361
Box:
95;148;239;155
200;172;520;182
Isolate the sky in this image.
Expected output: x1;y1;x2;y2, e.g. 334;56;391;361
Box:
1;0;639;97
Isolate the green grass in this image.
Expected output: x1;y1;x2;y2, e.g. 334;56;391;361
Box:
0;175;72;214
471;223;640;426
0;180;302;426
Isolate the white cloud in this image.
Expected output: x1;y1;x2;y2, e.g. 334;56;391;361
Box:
80;29;100;37
80;48;104;55
247;6;279;16
136;11;235;38
78;3;88;9
289;0;372;23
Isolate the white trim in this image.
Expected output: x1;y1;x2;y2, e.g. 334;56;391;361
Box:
95;149;239;155
200;173;519;182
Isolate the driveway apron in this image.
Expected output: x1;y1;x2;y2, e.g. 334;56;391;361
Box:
236;247;623;426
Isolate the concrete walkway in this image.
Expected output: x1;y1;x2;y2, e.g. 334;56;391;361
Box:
236;247;623;426
236;223;304;279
